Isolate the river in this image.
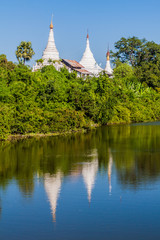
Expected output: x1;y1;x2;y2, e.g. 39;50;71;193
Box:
0;121;160;240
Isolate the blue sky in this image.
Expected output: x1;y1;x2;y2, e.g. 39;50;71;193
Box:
1;0;160;67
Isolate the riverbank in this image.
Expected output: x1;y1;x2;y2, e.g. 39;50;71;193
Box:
1;60;160;142
2;123;100;142
2;119;160;143
5;129;87;142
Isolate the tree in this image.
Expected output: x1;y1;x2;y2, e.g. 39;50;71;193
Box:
112;37;160;67
113;63;134;79
0;54;7;64
36;59;44;65
138;41;160;66
111;37;146;66
16;41;35;65
111;37;160;88
0;54;15;70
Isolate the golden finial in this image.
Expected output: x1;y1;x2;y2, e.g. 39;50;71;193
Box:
87;29;89;39
107;45;110;61
107;53;110;61
50;14;54;29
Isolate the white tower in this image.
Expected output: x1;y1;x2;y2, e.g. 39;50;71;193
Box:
44;172;63;222
42;19;60;64
80;33;102;75
105;49;113;75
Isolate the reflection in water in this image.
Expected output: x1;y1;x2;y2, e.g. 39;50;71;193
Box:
0;122;160;194
44;172;63;222
108;149;113;195
0;122;160;239
82;149;98;203
0;198;1;218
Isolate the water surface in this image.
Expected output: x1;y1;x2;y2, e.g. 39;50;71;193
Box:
0;122;160;240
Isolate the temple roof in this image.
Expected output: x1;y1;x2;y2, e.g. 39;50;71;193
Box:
62;59;84;68
76;68;91;75
62;59;91;76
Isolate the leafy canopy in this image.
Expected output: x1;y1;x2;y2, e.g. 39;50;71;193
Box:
16;41;35;65
111;37;160;88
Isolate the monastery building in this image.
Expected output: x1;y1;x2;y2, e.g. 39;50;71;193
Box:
33;19;113;77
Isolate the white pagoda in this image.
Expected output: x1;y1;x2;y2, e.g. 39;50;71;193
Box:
80;33;102;76
105;49;113;76
44;172;63;222
33;19;63;71
42;20;60;63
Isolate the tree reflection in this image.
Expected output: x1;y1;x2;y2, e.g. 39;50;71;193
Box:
107;123;160;187
0;198;1;218
0;122;160;197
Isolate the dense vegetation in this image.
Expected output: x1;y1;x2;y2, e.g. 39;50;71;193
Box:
111;36;160;89
0;36;160;140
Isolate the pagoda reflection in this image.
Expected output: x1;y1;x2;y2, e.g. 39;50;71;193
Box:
44;171;63;222
82;149;99;203
108;149;113;195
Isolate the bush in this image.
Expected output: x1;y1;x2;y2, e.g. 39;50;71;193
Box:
0;56;160;140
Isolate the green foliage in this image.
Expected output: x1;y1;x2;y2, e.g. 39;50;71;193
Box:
113;63;134;79
111;36;146;66
112;37;160;89
0;53;159;140
16;41;35;65
36;59;44;64
0;103;14;140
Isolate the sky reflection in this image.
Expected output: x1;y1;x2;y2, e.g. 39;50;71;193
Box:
0;122;160;239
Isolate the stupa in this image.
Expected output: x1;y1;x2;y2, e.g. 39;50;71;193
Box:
79;33;102;76
105;48;113;76
33;18;62;71
33;20;114;76
42;19;60;64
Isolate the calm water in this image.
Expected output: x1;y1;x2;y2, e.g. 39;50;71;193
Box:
0;122;160;240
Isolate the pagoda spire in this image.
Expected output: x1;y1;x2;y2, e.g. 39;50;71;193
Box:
50;14;53;29
105;45;113;75
42;17;60;63
87;29;89;39
107;45;110;61
79;32;102;75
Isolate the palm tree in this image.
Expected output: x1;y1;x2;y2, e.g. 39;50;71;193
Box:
16;41;35;65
